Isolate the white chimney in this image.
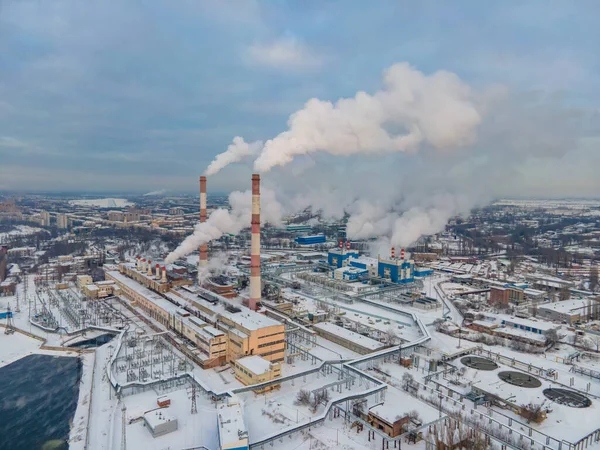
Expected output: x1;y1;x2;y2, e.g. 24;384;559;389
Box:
161;266;167;283
155;264;160;280
147;260;153;276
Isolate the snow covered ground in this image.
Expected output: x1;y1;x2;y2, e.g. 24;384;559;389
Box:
69;198;132;208
0;224;48;242
0;331;43;369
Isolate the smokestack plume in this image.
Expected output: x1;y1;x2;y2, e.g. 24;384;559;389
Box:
199;176;208;268
249;174;261;311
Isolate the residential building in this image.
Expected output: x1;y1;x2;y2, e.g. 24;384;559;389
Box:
57;214;69;229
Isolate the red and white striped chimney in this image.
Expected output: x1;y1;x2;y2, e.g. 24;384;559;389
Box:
249;174;261;311
401;248;405;260
391;247;395;259
346;241;351;251
199;176;208;268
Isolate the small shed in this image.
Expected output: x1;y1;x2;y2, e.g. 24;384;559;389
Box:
143;409;178;438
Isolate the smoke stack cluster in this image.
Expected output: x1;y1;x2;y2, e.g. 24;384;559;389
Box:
199;176;208;267
249;174;261;311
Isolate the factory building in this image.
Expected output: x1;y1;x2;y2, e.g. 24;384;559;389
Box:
328;240;359;268
118;258;192;293
377;248;414;284
333;266;369;282
233;355;281;394
348;256;378;277
170;287;286;364
312;322;385;355
217;399;249;450
537;299;597;324
295;234;326;245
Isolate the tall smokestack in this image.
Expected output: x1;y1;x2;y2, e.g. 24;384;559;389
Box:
155;263;160;280
249;174;261;311
199;176;208;267
161;266;167;283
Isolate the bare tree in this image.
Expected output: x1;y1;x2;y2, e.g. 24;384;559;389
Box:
590;334;600;352
402;372;414;391
433;318;445;331
545;328;563;346
383;327;399;346
520;402;547;423
295;389;311;406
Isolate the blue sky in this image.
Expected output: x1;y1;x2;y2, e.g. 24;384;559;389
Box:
0;1;598;195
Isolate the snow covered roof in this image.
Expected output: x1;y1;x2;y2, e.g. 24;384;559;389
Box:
538;299;591;314
107;270;180;315
313;322;385;351
236;355;273;375
217;399;248;446
143;409;176;430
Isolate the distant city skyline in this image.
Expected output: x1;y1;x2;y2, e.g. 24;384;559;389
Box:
0;1;599;198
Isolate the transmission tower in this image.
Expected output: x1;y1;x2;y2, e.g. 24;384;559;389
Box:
120;402;127;450
4;304;15;334
188;382;198;414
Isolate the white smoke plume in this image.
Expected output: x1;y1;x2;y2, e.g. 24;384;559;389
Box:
165;188;283;263
253;63;481;172
143;189;166;196
197;252;230;284
205;136;263;176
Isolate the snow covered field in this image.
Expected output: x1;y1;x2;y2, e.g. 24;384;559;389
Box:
0;331;43;369
69;198;132;208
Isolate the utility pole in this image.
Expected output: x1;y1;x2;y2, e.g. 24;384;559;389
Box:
5;304;15;334
120;402;127;450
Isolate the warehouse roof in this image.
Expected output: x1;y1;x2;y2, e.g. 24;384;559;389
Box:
313;322;385;351
236;355;273;375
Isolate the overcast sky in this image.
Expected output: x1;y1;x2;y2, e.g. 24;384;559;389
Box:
0;1;599;196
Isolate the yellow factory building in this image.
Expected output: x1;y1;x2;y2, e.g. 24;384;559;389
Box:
233;355;281;394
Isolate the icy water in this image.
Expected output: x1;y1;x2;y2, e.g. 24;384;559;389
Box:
68;333;115;349
0;354;81;450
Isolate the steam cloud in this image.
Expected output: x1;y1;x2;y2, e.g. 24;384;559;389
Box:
165;188;282;263
205;136;263;176
197;252;230;284
144;189;166;196
253;63;481;172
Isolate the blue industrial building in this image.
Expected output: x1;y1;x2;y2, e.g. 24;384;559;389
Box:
414;268;434;277
377;256;415;284
333;266;369;282
296;234;326;245
328;247;360;268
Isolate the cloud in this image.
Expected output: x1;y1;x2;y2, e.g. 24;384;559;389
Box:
252;63;481;172
246;35;323;70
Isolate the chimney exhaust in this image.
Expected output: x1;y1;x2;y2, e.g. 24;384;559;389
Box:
199;176;208;267
161;266;167;283
249;174;261;311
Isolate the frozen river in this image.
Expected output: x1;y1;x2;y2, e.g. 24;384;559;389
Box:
0;354;81;450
